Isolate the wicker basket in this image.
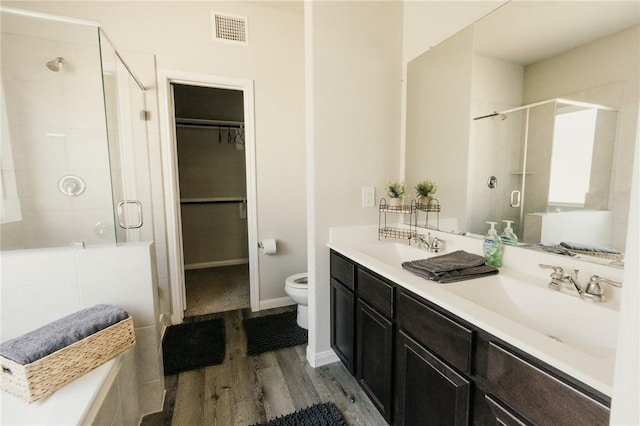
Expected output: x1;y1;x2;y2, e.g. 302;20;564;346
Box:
0;316;135;403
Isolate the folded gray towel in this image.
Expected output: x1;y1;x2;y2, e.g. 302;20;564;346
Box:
402;250;498;283
0;304;129;365
559;241;621;254
403;250;486;273
403;262;498;283
527;244;576;256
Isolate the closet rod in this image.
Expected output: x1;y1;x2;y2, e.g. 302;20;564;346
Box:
181;197;246;204
175;118;244;128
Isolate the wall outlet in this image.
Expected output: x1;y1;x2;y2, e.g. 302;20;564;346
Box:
362;186;375;207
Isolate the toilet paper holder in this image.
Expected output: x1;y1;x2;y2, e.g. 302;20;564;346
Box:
258;239;277;255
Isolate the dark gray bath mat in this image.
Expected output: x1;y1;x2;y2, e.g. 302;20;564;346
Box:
243;311;308;356
252;402;346;426
162;317;225;375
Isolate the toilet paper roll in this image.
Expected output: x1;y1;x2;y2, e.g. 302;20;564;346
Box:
260;239;277;255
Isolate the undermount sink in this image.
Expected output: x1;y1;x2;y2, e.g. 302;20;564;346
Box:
355;242;428;264
442;275;619;359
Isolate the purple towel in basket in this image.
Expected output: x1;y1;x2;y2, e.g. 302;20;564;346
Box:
0;304;129;365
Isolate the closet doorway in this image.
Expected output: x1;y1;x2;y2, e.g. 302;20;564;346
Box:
160;72;258;323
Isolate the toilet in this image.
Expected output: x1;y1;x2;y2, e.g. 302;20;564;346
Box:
285;272;308;329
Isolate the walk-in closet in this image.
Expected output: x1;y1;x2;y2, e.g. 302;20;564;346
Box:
173;84;250;316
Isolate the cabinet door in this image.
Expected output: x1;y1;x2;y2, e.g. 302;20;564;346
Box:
357;300;394;423
395;330;470;426
330;278;355;373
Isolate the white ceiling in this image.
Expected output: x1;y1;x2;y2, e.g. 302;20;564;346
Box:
474;1;640;65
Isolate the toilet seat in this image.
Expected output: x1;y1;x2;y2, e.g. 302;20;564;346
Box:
286;273;308;289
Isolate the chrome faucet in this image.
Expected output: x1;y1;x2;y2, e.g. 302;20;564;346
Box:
538;264;621;302
411;232;444;253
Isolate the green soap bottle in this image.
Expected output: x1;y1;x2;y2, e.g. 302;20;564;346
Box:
483;221;503;267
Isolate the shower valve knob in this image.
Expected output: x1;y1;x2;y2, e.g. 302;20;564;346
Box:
58;175;86;197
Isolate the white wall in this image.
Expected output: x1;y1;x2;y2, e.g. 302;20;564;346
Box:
306;0;403;364
404;26;475;230
5;1;307;313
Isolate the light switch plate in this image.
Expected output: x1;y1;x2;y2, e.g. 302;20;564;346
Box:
362;186;375;207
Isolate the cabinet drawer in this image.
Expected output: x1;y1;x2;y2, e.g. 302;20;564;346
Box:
487;342;610;425
397;291;472;375
330;251;355;290
485;395;529;426
357;269;394;318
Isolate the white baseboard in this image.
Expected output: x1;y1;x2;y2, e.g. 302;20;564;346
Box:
306;347;339;368
259;296;295;311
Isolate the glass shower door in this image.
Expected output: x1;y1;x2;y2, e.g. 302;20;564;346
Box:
100;31;153;244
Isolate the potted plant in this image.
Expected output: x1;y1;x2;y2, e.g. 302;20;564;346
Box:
385;181;405;207
415;179;437;208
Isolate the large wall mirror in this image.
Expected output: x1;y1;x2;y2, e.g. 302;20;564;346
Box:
405;1;639;267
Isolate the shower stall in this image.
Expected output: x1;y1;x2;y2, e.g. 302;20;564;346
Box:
1;8;163;423
0;7;153;250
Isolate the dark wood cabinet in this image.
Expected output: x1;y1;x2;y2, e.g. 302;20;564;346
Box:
485;395;531;426
329;250;611;426
487;343;610;426
395;330;470;426
356;300;394;423
330;277;355;373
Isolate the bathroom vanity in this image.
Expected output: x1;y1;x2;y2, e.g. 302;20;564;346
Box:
328;228;620;425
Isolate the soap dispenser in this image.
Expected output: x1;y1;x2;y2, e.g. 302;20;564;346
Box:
483;222;503;267
500;220;518;245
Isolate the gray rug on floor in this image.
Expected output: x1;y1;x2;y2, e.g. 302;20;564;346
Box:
252;402;346;426
242;311;307;356
162;317;225;375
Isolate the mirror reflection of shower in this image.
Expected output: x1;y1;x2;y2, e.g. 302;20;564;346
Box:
45;56;66;72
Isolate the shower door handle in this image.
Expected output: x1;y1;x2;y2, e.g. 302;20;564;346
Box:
509;190;521;208
117;200;143;229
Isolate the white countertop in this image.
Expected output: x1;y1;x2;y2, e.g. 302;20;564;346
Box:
328;225;623;397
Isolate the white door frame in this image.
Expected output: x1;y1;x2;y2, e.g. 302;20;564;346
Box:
158;69;259;324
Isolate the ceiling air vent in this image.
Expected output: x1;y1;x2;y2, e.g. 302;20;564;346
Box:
212;12;248;45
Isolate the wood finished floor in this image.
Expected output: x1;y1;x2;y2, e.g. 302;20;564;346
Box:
142;307;386;426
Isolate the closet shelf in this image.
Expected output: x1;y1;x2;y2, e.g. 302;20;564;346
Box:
176;118;244;128
181;197;246;204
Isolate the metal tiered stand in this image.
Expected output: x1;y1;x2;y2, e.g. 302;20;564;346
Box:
416;197;440;230
378;198;418;242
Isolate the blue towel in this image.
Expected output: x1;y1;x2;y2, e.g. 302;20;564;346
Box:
0;304;129;365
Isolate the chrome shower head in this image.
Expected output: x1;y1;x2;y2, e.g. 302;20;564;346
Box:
46;57;66;72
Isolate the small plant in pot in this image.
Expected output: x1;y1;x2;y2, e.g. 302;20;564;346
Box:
385;181;405;207
415;180;437;208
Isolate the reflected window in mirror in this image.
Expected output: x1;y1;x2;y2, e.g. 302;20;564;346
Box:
548;108;597;207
